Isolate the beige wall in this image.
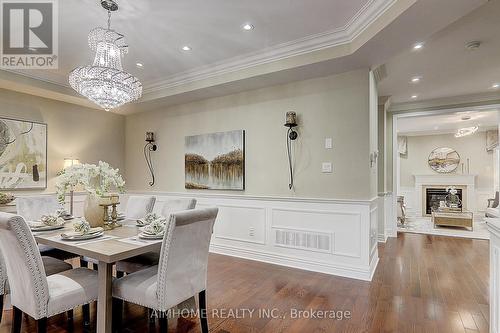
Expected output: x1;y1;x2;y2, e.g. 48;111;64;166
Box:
400;132;494;189
125;69;373;200
0;89;125;193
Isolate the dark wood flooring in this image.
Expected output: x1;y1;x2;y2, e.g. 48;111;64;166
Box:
0;232;490;332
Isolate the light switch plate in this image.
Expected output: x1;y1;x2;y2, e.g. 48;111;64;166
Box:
322;162;333;173
325;138;333;149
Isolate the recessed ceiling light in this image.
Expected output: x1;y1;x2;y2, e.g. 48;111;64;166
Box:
411;76;422;83
242;23;254;31
492;83;500;89
181;45;192;51
413;42;424;50
411;95;418;99
136;62;144;68
461;115;472;121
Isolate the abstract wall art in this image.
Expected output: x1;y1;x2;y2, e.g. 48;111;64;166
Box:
0;117;47;189
185;130;245;190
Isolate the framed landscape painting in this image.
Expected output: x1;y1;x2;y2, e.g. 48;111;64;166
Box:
185;130;245;190
0;117;47;190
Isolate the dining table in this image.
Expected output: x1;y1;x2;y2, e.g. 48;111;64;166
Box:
33;219;162;333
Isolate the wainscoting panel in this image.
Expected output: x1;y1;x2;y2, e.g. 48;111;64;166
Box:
72;191;379;281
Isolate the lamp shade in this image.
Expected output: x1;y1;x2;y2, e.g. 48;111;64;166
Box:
64;158;80;169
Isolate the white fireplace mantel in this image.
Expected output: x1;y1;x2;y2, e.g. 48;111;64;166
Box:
414;174;477;216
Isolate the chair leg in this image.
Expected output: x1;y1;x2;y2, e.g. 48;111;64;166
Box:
82;303;91;327
116;271;124;278
199;290;209;333
67;309;74;331
112;298;123;333
36;318;47;333
79;257;88;268
0;294;4;324
11;307;22;333
158;315;168;333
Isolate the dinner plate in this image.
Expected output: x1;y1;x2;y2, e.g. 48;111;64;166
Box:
31;225;65;232
61;231;104;241
138;232;164;240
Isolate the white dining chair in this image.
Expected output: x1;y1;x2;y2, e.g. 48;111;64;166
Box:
115;198;197;275
112;207;218;333
0;247;75;324
124;195;156;220
0;212;99;333
16;196;79;261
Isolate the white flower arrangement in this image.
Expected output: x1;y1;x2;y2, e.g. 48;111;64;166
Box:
73;219;91;234
56;161;125;203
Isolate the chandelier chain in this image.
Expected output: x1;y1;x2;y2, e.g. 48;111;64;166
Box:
107;10;111;30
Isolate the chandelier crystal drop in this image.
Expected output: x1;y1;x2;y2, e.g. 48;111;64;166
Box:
69;1;142;111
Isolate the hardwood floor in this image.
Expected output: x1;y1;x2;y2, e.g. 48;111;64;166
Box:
0;232;489;332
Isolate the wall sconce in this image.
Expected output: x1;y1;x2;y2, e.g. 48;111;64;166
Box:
370;151;379;168
144;132;157;186
284;111;299;190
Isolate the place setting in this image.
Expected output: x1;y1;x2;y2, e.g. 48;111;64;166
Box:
29;210;69;232
118;213;168;245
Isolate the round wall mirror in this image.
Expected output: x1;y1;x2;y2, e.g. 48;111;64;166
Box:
428;147;461;173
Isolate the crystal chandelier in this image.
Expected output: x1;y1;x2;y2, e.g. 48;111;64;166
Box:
69;0;142;111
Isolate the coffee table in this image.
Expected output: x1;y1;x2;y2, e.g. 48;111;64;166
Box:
432;210;474;230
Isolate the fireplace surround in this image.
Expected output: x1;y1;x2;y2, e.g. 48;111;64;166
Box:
414;175;476;217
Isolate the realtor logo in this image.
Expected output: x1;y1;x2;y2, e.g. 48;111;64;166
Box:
1;0;58;69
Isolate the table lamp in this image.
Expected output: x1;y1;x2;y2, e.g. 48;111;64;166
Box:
64;158;80;216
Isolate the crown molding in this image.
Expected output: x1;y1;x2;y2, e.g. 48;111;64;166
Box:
142;0;398;94
389;91;500;113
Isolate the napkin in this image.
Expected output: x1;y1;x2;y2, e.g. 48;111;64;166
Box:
62;227;103;238
29;214;65;228
142;220;165;236
138;212;166;226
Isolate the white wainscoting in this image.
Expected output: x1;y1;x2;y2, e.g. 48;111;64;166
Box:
488;220;500;333
70;192;379;281
377;192;396;242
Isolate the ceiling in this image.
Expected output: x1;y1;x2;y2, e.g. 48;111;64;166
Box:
379;0;500;105
397;109;499;136
0;0;488;113
12;0;372;88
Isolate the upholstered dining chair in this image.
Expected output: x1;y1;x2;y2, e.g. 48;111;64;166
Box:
124;195;156;220
16;196;79;261
115;198;197;275
0;247;74;324
0;213;99;333
112;207;218;333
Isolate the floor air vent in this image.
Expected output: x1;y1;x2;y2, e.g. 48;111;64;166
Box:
275;229;331;253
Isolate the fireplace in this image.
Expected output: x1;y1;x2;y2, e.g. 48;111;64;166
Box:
425;187;463;215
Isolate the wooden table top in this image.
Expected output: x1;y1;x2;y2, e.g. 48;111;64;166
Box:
34;220;162;263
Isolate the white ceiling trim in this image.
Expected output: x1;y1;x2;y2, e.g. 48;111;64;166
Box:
143;0;398;94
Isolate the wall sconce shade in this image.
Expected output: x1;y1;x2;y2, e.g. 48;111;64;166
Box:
144;132;157;186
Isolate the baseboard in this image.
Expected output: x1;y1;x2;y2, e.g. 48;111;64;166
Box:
210;243;377;281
